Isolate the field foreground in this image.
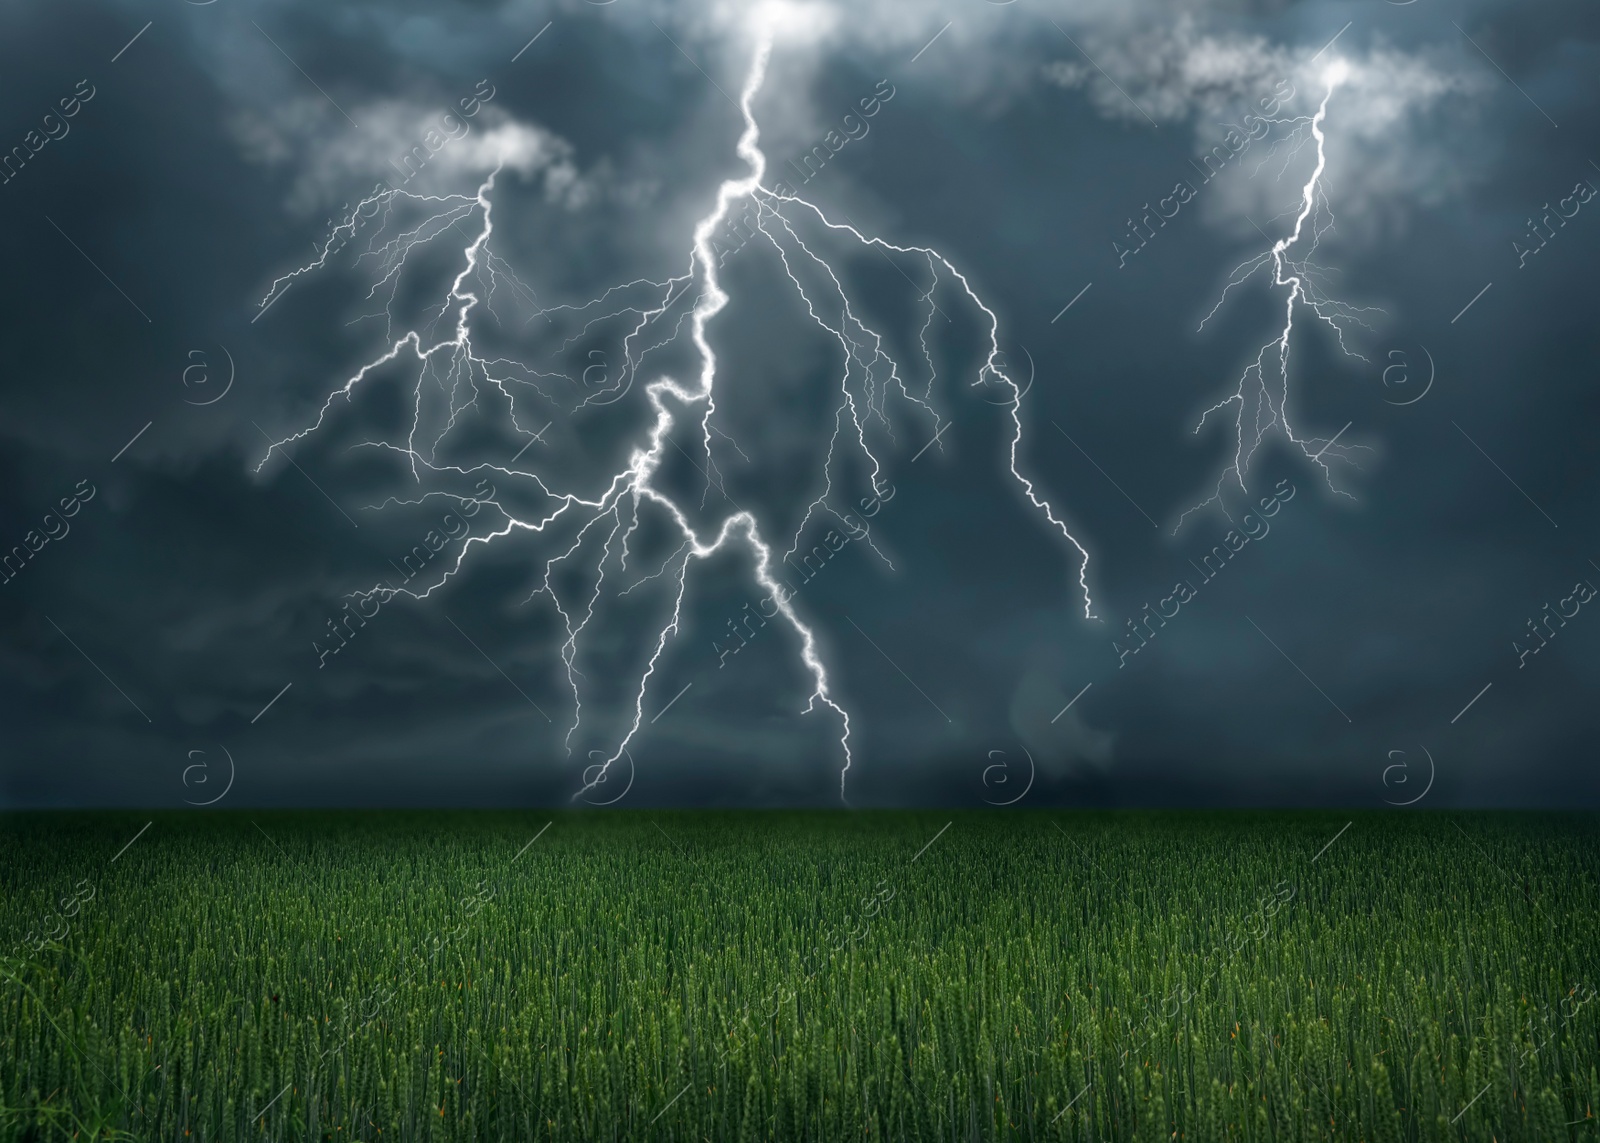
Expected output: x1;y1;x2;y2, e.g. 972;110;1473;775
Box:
1;811;1596;1141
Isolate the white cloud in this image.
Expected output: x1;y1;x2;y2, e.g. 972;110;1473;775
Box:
1042;19;1492;241
231;96;592;216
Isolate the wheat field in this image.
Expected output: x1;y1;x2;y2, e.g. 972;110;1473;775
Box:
1;811;1595;1141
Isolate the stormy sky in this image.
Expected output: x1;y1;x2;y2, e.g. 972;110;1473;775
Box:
2;0;1597;809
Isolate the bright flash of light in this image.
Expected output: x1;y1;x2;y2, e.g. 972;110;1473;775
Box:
1176;63;1379;531
256;37;1095;801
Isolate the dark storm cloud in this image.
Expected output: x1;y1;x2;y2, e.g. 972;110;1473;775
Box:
2;0;1598;809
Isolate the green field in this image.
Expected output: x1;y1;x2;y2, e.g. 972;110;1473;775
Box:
1;811;1595;1141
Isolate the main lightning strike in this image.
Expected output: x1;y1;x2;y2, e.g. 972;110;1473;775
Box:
1177;58;1378;530
255;35;1094;801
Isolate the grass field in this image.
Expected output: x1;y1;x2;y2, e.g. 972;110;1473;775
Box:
0;811;1595;1141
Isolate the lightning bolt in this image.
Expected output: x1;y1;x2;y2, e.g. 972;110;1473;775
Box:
1177;59;1380;531
255;34;1094;802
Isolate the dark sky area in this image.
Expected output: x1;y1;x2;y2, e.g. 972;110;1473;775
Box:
2;0;1597;809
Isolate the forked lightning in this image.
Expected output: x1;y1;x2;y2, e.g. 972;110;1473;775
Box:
1178;59;1378;530
257;36;1094;800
